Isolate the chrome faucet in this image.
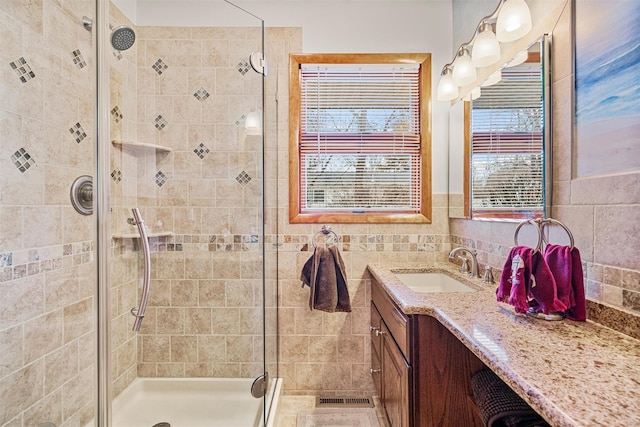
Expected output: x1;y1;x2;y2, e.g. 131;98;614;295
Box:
448;246;480;278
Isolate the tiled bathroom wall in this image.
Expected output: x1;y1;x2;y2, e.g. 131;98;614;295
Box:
0;0;97;425
450;1;640;322
267;27;454;395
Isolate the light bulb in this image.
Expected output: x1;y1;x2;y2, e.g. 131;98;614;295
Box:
472;22;501;68
437;68;459;102
452;48;477;87
496;0;532;43
481;69;502;87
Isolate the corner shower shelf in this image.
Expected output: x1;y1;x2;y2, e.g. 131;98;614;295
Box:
112;231;174;239
112;140;172;154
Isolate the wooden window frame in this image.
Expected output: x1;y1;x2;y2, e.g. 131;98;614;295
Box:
289;53;432;224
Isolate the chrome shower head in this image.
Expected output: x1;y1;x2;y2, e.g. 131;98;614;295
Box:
111;26;136;51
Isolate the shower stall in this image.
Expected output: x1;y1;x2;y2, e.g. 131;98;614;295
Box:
0;0;279;426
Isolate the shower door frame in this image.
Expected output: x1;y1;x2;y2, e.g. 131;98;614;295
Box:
96;0;112;425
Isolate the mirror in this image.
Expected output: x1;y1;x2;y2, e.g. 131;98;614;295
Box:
448;35;551;220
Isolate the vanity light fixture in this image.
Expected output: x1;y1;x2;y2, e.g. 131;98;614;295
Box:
472;22;501;68
436;0;532;102
437;66;459;101
464;86;482;101
504;49;529;67
481;69;502;87
496;0;532;43
452;48;477;87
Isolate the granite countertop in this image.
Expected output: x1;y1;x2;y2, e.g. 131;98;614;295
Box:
367;262;640;427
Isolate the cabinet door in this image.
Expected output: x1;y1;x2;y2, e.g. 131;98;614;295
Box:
382;324;411;427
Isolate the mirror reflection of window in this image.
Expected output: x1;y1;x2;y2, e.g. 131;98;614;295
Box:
469;45;545;220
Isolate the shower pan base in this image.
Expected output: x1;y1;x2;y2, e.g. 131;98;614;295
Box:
109;378;275;427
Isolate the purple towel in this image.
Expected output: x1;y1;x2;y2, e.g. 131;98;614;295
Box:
544;244;586;321
497;246;566;315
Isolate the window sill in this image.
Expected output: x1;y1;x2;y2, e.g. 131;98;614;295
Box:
289;211;431;224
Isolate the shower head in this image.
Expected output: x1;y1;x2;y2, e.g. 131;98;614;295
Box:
111;26;136;51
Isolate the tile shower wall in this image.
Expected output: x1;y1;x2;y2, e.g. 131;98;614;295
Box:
0;0;97;426
109;20;268;380
450;1;640;320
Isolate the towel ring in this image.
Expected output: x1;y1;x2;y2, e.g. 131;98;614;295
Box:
514;219;543;252
540;218;575;250
312;225;339;248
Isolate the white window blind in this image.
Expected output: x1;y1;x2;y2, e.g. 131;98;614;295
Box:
299;64;422;212
470;64;544;215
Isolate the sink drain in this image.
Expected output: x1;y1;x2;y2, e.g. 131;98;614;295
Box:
152;423;171;427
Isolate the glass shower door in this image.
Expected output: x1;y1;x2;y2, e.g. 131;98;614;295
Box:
102;1;274;425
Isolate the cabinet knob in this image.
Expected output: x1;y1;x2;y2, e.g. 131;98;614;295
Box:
370;368;381;374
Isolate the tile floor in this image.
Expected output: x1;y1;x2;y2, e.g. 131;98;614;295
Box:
276;395;390;427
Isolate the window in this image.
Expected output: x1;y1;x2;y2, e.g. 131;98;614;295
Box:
289;54;432;224
470;59;544;219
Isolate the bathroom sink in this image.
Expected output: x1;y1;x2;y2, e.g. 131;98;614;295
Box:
394;272;476;293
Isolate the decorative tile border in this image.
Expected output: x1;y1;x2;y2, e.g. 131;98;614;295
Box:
0;241;94;283
270;233;450;253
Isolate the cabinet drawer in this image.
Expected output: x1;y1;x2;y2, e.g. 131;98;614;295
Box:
372;279;410;360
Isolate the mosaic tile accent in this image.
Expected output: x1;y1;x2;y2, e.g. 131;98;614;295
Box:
155;170;168;187
158;234;262;253
112;50;123;61
11;148;35;172
0;253;12;267
236;59;251;76
193;143;210;159
69;122;87;144
0;240;93;283
111;106;123;123
152;58;168;75
193;87;210;102
154;115;168;130
235;114;247;127
9;57;35;83
71;49;87;69
111;168;122;183
235;170;252;186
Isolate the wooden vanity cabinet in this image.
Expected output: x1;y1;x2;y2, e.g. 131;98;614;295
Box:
371;279;484;427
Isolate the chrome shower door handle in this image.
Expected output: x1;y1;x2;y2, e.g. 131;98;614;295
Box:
130;208;151;332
